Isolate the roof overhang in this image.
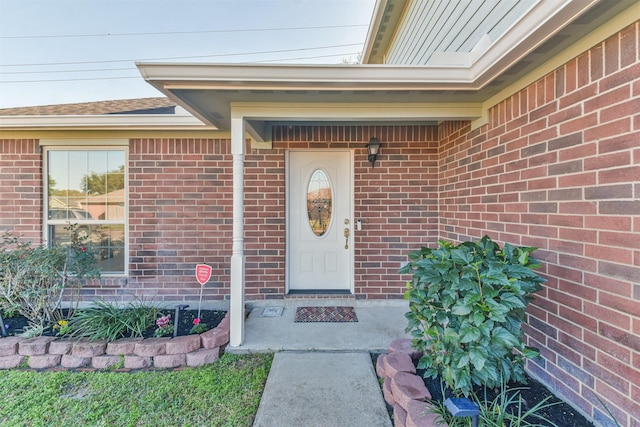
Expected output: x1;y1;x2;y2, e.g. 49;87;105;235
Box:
361;0;619;67
0;106;212;131
135;0;636;142
361;0;407;65
136;62;487;140
136;0;636;142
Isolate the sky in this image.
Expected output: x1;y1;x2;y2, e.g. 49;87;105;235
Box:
0;0;376;108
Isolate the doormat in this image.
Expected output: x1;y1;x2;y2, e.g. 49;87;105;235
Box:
294;306;358;323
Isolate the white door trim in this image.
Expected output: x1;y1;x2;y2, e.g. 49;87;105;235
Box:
285;149;354;294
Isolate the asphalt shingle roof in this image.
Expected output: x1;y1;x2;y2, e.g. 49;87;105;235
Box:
0;97;176;116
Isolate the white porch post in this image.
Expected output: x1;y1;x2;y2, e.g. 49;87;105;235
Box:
229;116;246;347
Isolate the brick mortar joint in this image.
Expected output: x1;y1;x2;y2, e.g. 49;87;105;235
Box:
1;312;229;371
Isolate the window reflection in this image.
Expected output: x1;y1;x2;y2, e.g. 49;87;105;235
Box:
48;150;125;221
46;149;126;275
307;170;332;236
48;224;125;274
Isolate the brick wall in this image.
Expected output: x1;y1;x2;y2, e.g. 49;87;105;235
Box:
438;22;639;426
0;139;42;242
123;138;233;302
247;125;440;299
82;126;439;301
0;129;439;302
243;136;286;298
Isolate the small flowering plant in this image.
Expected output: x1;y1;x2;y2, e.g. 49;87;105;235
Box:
189;317;209;334
52;319;70;336
153;313;174;337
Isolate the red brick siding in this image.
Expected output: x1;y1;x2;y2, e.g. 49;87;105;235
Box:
252;125;440;299
0;139;42;242
243;138;286;299
122;138;233;302
0;129;438;301
438;22;640;426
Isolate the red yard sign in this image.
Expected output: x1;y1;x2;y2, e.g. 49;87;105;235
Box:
195;264;212;286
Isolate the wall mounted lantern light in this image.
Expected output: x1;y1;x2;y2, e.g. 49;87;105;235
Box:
366;137;382;168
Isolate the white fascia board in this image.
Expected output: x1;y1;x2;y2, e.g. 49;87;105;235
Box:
0;114;213;129
137;63;476;90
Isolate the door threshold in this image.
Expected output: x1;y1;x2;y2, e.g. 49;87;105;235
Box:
286;290;352;298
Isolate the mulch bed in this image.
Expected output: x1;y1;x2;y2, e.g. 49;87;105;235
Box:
2;309;227;339
167;309;227;337
419;370;594;427
371;353;595;427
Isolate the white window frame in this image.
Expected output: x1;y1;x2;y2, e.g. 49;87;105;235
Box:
43;145;129;277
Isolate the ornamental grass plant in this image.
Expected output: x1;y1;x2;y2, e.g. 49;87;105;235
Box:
67;297;160;341
427;381;559;427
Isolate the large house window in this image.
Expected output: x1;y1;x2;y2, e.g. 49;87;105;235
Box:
45;148;127;275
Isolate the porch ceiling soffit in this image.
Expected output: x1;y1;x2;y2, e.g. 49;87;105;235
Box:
233;101;482;145
136;63;488;140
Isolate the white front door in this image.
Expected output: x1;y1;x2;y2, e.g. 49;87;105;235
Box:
287;150;353;292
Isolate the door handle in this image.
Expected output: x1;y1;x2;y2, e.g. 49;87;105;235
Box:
343;227;350;249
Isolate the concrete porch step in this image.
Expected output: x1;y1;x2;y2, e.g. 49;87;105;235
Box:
227;300;410;353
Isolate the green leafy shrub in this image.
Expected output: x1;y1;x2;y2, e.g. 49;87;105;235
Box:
68;298;160;341
400;235;545;396
0;225;100;331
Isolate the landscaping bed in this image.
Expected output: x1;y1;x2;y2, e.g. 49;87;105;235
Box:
165;309;227;337
2;309;227;339
1;309;230;371
373;349;595;427
418;368;594;427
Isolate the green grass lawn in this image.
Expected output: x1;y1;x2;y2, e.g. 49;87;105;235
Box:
0;353;273;427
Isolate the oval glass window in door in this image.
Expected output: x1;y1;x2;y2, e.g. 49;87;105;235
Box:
307;169;332;236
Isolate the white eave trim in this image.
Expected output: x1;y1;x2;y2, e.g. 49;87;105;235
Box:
0;113;214;130
137;63;476;91
361;0;387;64
361;0;600;84
468;0;600;87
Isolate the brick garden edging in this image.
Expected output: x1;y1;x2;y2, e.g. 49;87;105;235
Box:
376;338;449;427
0;313;230;370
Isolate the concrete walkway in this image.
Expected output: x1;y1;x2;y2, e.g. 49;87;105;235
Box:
226;299;409;427
253;352;393;427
